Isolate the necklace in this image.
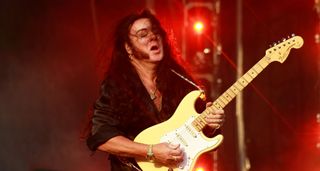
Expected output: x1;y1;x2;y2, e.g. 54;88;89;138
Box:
151;88;162;112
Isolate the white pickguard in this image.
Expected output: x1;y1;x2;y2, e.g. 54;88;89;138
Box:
160;116;221;171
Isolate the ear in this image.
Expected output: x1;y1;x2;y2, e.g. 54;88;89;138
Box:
125;43;132;55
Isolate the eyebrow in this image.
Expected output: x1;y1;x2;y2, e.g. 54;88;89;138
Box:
134;27;149;34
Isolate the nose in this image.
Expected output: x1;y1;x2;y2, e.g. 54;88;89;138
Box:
148;31;158;40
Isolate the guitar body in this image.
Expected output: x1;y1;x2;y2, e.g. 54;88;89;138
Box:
134;90;224;171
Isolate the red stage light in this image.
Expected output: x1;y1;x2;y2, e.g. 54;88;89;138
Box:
193;21;204;34
195;167;205;171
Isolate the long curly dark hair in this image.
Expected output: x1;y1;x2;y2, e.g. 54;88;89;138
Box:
108;9;193;94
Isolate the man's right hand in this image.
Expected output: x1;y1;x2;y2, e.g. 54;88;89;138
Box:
152;143;184;166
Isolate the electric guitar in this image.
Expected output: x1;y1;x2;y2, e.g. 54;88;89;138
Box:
134;35;304;171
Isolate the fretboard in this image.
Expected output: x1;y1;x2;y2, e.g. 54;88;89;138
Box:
192;56;271;131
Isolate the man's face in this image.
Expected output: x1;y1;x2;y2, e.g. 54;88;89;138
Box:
127;18;164;62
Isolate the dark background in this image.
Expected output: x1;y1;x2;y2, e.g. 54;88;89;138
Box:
0;0;319;171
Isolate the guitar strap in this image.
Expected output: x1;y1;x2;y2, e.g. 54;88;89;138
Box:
170;69;204;92
117;156;143;171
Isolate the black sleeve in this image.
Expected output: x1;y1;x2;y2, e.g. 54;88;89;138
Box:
86;80;124;151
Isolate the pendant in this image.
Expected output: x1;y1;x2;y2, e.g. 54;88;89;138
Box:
150;93;156;100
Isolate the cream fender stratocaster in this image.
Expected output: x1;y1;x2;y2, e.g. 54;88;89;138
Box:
134;35;304;171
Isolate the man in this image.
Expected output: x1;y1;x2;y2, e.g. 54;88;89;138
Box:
86;9;225;171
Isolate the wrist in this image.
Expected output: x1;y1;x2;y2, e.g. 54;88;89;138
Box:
146;144;154;160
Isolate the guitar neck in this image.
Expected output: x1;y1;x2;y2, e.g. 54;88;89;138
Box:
192;56;271;131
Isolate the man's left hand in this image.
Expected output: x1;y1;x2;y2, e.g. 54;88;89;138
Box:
204;102;225;129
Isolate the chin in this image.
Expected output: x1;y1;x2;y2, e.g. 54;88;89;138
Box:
149;54;163;62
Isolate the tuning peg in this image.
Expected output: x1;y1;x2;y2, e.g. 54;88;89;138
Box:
273;42;277;46
282;38;286;42
291;33;296;37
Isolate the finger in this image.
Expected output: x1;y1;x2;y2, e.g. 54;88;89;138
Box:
170;148;183;156
206;118;224;125
169;154;184;163
207;123;221;129
172;155;183;162
205;115;224;122
205;109;224;115
207;111;225;119
215;124;221;129
168;143;180;149
206;114;224;120
212;109;224;115
206;102;213;108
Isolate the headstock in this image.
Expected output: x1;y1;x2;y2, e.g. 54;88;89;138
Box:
265;35;304;63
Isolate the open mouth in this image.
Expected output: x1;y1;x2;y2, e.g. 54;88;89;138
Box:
150;45;159;51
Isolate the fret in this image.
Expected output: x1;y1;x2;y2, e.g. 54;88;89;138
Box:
226;89;236;97
243;73;253;82
192;116;206;131
248;68;258;78
210;105;219;111
192;121;202;131
230;85;239;94
256;63;264;71
234;82;244;91
199;112;211;125
219;96;229;105
203;109;210;115
236;80;244;88
198;119;206;128
238;77;248;87
259;57;269;68
217;98;226;107
224;93;232;102
223;92;233;101
205;106;214;114
253;64;263;74
213;101;222;109
195;124;201;131
198;114;207;124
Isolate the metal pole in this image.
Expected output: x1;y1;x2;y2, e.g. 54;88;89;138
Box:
314;0;320;152
213;2;221;171
90;0;100;43
235;0;250;170
182;0;187;61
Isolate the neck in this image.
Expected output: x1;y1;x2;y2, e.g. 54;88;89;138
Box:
131;58;158;82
